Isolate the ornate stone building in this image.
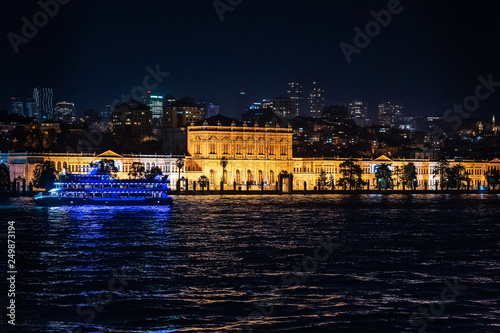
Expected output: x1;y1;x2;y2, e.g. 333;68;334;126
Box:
2;115;499;191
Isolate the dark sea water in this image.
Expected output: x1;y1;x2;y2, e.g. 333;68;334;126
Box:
1;194;499;333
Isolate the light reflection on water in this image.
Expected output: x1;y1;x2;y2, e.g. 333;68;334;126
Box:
1;194;499;332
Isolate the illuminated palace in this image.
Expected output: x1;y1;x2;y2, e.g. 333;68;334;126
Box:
2;115;500;191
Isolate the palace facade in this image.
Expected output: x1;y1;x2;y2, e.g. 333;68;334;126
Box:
2;115;500;191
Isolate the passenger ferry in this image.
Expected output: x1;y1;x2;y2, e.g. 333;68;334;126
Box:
34;167;173;206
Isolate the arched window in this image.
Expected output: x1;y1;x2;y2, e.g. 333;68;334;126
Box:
146;162;151;171
209;170;215;184
247;170;252;183
57;162;61;171
258;170;263;184
236;170;241;184
270;171;275;184
223;170;228;184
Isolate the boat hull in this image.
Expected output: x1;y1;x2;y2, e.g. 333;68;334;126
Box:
34;196;173;206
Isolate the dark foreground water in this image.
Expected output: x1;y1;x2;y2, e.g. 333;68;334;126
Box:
1;194;499;333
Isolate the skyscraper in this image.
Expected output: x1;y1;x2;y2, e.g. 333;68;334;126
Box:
32;88;54;121
286;80;304;117
144;92;164;120
25;98;38;119
378;101;403;128
349;101;369;127
308;79;325;118
10;97;24;116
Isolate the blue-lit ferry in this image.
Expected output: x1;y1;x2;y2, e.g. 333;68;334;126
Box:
34;167;173;206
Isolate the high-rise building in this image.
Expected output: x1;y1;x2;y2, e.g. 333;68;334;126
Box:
112;99;152;141
25;98;38;119
144;92;164;120
32;87;54;121
271;97;296;119
10;97;24;116
54;101;75;122
286;80;304;117
349;101;369;127
163;97;204;128
308;79;325;118
378;101;403;128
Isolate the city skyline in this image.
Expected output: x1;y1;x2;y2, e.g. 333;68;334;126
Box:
2;1;500;120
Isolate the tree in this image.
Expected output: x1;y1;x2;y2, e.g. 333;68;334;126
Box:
0;163;11;192
175;158;185;184
485;168;500;190
220;157;228;189
432;158;450;190
317;170;328;190
198;175;209;191
128;162;145;179
337;159;366;190
446;163;470;190
393;165;402;190
97;159;118;176
402;162;417;190
374;163;393;190
33;161;57;190
145;166;163;181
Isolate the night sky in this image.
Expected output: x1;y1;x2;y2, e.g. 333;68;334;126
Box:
2;0;500;120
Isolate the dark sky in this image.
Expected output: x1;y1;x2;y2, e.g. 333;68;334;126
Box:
2;0;500;119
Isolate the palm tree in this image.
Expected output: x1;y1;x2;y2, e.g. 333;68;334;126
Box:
393;165;402;190
432;158;450;190
220;157;228;190
175;158;185;190
374;163;393;190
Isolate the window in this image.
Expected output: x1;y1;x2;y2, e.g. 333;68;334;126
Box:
270;171;275;184
223;144;229;154
269;145;274;155
236;170;241;184
258;170;263;184
209;170;215;184
195;144;201;154
248;145;253;155
210;143;216;154
259;144;264;155
236;144;242;155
